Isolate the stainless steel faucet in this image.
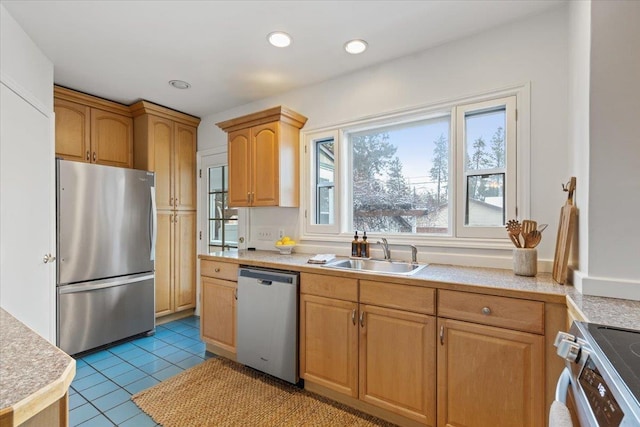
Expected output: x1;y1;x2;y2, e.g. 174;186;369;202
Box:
377;238;391;260
410;245;418;264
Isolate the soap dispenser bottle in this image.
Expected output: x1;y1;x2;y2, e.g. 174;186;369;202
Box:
360;232;370;258
351;231;360;257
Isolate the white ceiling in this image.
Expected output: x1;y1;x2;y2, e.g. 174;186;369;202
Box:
3;0;564;118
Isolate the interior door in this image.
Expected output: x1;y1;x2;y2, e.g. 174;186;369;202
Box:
0;83;55;342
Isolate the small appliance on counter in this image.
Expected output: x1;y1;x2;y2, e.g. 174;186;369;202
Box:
553;321;640;426
56;159;156;355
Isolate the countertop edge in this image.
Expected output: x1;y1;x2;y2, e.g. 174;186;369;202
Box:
199;253;569;304
11;356;75;426
199;251;640;330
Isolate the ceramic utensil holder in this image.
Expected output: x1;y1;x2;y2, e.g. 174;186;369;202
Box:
513;248;537;277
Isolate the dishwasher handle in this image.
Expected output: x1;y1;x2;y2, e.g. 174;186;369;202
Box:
258;279;272;286
238;267;298;285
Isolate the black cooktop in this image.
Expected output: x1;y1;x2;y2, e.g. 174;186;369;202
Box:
587;323;640;404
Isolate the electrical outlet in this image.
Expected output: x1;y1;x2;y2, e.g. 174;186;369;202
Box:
256;227;275;241
278;229;285;239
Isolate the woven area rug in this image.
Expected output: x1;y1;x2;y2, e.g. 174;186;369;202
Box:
132;357;396;427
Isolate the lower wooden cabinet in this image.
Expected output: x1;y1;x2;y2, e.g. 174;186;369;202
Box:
360;304;436;425
299;293;359;397
300;274;437;426
199;260;239;359
437;318;544;427
155;210;196;317
201;277;237;354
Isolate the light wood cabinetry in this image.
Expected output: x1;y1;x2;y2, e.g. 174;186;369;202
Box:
155;211;197;316
216;106;308;207
300;273;359;397
131;101;199;211
200;260;238;360
54;86;133;168
131;101;200;319
437;291;545;427
300;274;436;426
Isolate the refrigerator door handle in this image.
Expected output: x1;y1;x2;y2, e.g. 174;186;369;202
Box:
58;273;155;294
150;186;157;261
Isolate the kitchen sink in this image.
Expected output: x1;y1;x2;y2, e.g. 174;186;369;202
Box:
322;258;428;276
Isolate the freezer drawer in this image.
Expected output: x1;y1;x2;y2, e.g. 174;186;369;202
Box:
237;268;299;384
57;274;155;355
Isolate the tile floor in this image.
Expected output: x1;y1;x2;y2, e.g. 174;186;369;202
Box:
69;316;211;426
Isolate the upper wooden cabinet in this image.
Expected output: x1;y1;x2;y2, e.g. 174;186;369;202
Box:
54;86;133;168
216;106;308;207
131;101;200;211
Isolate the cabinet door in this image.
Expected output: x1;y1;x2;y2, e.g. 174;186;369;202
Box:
150;116;174;210
174;124;197;210
227;128;251;207
300;294;358;397
359;304;436;426
155;211;173;317
201;276;237;353
54;99;90;162
251;122;279;206
90;109;133;168
174;211;196;311
437;319;544;427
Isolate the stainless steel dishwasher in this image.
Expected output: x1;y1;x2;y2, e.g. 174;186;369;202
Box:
237;267;299;384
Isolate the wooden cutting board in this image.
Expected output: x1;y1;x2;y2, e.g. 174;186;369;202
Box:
553;177;577;284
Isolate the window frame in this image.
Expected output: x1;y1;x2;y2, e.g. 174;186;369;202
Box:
455;95;517;239
301;83;530;248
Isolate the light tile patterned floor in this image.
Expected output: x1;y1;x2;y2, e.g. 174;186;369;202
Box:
69;316;211;426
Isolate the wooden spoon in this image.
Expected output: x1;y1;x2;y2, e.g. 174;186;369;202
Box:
506;219;522;248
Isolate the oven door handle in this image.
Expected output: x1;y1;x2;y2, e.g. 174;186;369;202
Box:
555;367;572;405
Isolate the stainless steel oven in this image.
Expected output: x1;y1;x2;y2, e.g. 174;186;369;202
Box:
552;322;640;426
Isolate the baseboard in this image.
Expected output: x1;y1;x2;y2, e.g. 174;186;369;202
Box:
304;381;427;427
572;269;640;301
155;309;195;325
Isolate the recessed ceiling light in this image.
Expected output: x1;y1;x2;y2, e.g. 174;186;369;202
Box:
169;80;191;89
268;31;292;48
344;39;368;55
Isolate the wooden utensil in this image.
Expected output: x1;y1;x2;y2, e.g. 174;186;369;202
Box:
552;177;577;284
521;219;537;248
524;230;542;249
506;219;522;248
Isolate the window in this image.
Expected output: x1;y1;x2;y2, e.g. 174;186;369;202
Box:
316;138;335;225
304;88;524;244
456;96;516;238
207;166;238;250
349;117;451;234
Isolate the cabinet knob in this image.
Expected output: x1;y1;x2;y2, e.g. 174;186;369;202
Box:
351;309;356;325
359;311;365;327
86;151;90;161
215;268;221;273
43;253;56;264
92;152;96;162
175;198;178;207
481;307;492;315
440;325;445;345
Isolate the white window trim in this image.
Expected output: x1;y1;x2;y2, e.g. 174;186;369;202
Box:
303;129;341;235
455;95;517;239
300;83;530;249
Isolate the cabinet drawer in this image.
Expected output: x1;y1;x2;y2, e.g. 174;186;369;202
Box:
360;280;435;315
438;289;544;334
300;273;357;302
200;260;238;281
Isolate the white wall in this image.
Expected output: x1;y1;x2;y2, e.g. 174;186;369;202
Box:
0;5;56;339
568;0;591;278
572;0;640;300
198;7;570;267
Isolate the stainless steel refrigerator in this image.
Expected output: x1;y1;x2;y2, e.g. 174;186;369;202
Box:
56;159;156;355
